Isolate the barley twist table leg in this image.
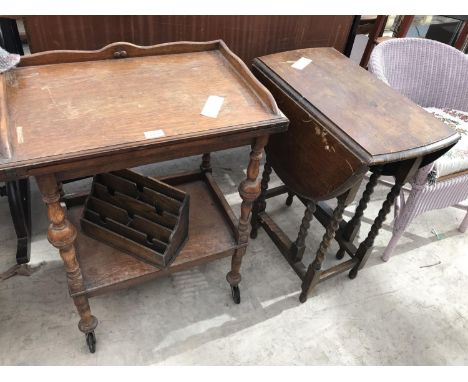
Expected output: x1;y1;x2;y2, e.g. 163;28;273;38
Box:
250;160;272;239
227;135;268;303
299;195;347;303
345;158;422;279
285;191;294;206
336;168;382;260
290;201;317;263
36;174;98;351
348;180;403;279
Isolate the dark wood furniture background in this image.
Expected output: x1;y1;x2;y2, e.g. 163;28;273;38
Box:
0;17;24;55
0;40;288;352
251;47;459;302
427;16;468;50
23;15;355;60
360;15;415;68
452;16;468;50
359;15;389;68
360;15;468;68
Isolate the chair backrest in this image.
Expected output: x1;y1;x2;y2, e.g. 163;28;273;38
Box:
369;37;468;111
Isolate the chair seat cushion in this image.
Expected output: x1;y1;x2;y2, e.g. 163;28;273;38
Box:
424;107;468;179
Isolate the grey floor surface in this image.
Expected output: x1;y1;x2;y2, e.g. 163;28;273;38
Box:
0;147;467;365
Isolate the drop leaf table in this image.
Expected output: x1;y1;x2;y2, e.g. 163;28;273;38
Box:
0;40;288;352
251;47;459;303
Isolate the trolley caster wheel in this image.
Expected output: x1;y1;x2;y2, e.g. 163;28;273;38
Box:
348;267;358;280
231;286;241;304
336;248;345;260
86;331;96;353
299;292;307;303
250;229;258;239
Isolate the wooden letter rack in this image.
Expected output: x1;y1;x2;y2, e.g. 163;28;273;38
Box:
81;169;189;268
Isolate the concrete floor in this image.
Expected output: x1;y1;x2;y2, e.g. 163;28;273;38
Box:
0;147;467;365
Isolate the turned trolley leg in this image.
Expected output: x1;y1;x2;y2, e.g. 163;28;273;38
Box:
290;201;317;263
299;195;347;303
227;136;268;303
250;160;272;239
336;168;382;260
36;174;98;353
348;159;421;279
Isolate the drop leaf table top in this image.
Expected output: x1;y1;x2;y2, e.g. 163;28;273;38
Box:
255;47;458;163
252;47;459;201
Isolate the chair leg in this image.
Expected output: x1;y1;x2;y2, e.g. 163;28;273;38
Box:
381;186;421;262
394;191;403;220
459;209;468;233
381;230;405;262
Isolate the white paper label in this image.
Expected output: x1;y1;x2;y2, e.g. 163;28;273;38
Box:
201;95;224;118
16;126;24;144
291;57;312;70
144;129;166;139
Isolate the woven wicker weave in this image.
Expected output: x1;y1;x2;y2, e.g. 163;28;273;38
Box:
368;38;468;261
0;47;20;73
369;38;468;110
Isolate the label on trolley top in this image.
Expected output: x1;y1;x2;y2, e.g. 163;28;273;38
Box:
291;57;312;70
144;129;166;139
201;95;224;118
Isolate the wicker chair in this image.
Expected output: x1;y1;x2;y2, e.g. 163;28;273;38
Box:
368;38;468;262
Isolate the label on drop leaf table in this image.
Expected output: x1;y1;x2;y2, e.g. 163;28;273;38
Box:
291;57;312;70
144;129;166;139
201;95;224;118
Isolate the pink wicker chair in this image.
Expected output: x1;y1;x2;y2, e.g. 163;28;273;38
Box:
368;38;468;262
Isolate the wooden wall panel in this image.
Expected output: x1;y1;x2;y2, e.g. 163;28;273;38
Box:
23;16;354;64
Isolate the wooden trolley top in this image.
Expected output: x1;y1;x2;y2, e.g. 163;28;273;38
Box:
0;40;287;181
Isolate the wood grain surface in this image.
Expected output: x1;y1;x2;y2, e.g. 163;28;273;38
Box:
5;44;271;160
257;47;459;162
253;64;367;201
23;16;354;63
80;169;190;268
73;179;239;297
0;40;288;181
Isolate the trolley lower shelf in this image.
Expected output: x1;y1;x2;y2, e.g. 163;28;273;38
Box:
71;170;242;298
